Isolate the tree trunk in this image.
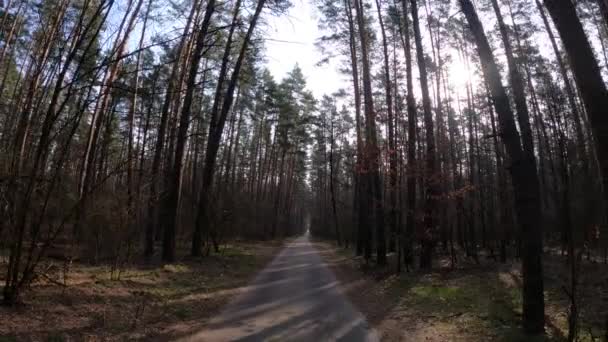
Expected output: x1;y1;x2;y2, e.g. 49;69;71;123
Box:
344;0;366;257
329;117;341;246
460;0;545;334
544;0;608;241
144;1;198;259
161;0;216;262
127;0;152;240
410;0;438;270
193;0;266;256
400;0;417;271
374;0;396;255
354;0;387;266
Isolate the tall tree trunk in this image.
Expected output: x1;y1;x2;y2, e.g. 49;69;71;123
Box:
375;0;396;254
460;0;545;334
486;82;509;262
3;0;110;304
329;117;341;246
490;0;538;192
161;0;217;262
144;0;199;259
535;0;589;197
77;0;144;241
410;0;438;270
193;0;266;256
425;1;449;252
544;0;608;237
400;0;417;271
127;0;152;239
344;0;366;257
354;0;387;266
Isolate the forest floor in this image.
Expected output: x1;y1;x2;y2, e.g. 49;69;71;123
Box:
0;240;287;341
2;238;607;341
315;241;608;342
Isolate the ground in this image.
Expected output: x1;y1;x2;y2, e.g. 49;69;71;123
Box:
315;241;608;341
0;240;285;341
2;237;607;341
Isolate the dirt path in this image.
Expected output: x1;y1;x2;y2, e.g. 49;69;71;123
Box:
181;234;379;341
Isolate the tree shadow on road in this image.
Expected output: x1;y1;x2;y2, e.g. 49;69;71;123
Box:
172;237;379;341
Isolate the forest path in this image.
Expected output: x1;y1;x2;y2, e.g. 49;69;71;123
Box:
180;234;379;341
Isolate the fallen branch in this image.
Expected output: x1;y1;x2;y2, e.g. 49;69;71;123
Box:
34;271;66;287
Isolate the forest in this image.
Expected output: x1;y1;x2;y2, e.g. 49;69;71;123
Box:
0;0;608;340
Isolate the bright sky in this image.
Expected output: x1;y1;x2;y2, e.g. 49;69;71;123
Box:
262;0;345;98
113;0;607;106
260;0;473;106
106;0;346;99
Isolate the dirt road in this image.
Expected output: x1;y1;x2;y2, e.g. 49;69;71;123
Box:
181;234;378;341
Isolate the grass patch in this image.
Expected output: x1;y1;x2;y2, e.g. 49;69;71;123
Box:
162;264;191;273
0;336;18;342
393;273;526;340
46;333;66;342
172;306;195;320
219;244;253;257
409;285;466;306
320;242;580;342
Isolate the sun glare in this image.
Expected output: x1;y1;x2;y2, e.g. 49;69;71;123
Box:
448;59;471;91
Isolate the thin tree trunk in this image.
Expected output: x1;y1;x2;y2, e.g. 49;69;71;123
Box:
375;0;396;255
354;0;387;266
161;0;217;262
145;0;201;259
410;0;438;270
193;0;266;256
127;0;153;236
329;116;341;246
344;0;366;257
399;0;417;271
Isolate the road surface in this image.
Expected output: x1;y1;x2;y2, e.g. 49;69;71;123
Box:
181;234;378;341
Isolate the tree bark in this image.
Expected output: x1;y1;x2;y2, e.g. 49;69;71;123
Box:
161;0;217;262
460;0;545;334
193;0;267;256
344;0;366;257
374;0;397;254
544;0;608;238
354;0;387;266
144;0;200;259
410;0;438;270
399;0;417;271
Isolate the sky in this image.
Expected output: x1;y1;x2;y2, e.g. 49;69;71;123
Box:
101;0;347;99
108;0;608;105
262;0;345;98
258;0;476;105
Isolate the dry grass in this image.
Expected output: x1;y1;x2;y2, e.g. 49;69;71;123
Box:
315;241;608;342
0;240;286;341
